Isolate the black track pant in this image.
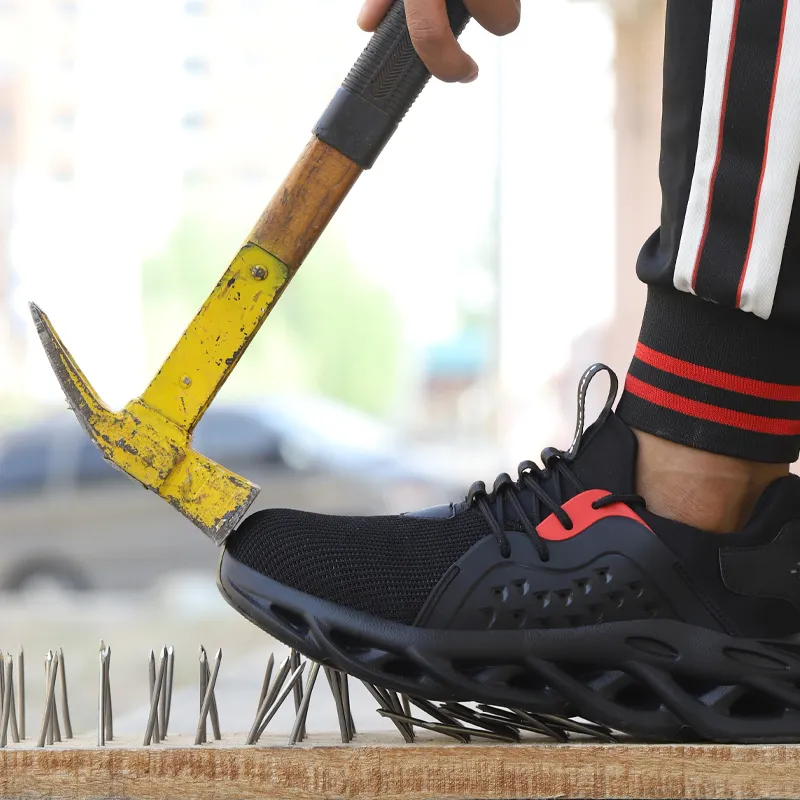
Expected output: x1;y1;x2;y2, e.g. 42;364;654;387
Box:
617;0;800;464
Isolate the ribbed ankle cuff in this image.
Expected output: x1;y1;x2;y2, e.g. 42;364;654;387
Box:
616;286;800;463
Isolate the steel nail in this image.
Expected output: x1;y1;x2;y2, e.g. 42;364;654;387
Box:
38;651;58;748
324;668;348;744
255;661;306;740
377;708;470;743
104;645;113;742
47;653;60;745
148;650;155;699
206;654;222;741
7;656;18;744
385;689;415;742
164;646;174;736
97;647;107;747
401;695;411;718
57;648;73;739
532;711;617;742
194;649;222;745
289;650;305;740
439;702;520;742
198;647;208;744
143;647;167;746
0;655;12;748
17;646;24;740
288;662;320;745
407;696;470;742
257;653;274;711
479;705;565;741
148;650;159;745
158;647;167;740
340;672;355;740
361;682;414;743
246;655;291;745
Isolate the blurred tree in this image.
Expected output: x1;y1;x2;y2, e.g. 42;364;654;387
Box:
141;215;402;415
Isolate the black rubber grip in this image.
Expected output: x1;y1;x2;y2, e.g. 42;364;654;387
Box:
314;0;470;169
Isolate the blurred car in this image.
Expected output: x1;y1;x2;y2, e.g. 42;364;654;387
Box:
0;396;460;592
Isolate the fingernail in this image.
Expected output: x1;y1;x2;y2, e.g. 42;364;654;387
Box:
460;67;479;84
356;3;368;27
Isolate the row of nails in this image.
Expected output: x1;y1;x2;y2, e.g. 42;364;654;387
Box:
2;645;617;747
0;647;74;749
243;652;615;746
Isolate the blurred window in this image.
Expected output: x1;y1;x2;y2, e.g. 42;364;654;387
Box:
244;53;268;71
53;109;75;131
240;0;267;13
194;411;281;465
0;436;51;494
56;0;77;17
184;56;209;76
0;1;18;13
182;111;209;131
51;160;74;182
183;169;208;187
184;1;207;15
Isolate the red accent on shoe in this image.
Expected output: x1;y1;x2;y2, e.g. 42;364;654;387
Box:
536;489;652;542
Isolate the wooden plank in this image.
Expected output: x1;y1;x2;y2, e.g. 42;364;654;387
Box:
2;734;800;800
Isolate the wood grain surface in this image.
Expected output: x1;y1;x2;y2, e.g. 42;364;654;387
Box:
247;136;362;271
2;733;800;800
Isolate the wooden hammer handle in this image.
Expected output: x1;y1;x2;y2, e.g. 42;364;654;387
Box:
248;139;361;272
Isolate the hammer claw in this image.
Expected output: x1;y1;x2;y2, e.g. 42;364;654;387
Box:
28;303;260;544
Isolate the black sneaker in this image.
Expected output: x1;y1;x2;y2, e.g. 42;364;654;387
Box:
218;364;800;743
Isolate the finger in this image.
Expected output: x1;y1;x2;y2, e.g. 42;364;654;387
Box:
405;0;478;82
357;0;393;31
465;0;521;36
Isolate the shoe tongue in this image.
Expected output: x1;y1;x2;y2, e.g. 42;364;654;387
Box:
569;410;638;495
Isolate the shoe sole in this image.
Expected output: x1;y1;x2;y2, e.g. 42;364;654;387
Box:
218;550;800;743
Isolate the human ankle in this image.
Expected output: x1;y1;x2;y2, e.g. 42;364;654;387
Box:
631;429;790;533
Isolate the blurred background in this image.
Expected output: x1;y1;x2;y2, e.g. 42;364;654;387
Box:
0;0;665;736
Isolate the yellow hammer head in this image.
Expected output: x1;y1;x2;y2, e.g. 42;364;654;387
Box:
30;303;259;544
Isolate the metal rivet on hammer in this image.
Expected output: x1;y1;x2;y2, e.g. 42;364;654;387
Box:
181;376;192;387
251;265;267;280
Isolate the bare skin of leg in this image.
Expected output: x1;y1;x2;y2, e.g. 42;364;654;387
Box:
632;429;790;533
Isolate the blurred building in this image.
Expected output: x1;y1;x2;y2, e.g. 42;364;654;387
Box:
0;2;36;410
0;73;19;399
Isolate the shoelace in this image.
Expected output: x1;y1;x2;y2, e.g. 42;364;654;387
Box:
466;363;645;562
466;453;645;561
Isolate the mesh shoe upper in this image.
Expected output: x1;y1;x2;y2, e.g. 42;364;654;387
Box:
226;506;493;624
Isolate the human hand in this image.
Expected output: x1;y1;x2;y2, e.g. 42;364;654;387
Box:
357;0;520;83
